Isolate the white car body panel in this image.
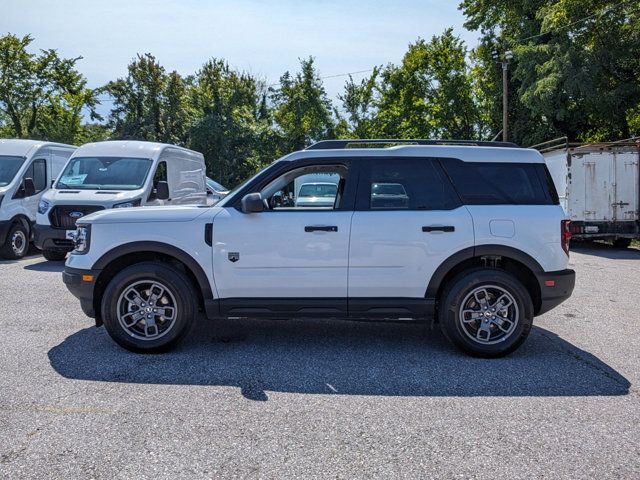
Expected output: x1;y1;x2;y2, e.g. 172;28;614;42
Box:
0;139;76;223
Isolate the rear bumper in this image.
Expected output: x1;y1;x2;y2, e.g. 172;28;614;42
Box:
62;266;101;320
34;224;75;252
536;268;576;315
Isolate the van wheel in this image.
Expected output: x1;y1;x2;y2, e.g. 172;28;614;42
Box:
101;262;196;353
0;223;29;260
42;249;67;261
439;269;533;358
613;238;631;249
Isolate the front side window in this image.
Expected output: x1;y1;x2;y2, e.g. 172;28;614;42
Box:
0;155;26;187
358;158;459;210
22;158;47;194
57;157;153;190
260;165;347;210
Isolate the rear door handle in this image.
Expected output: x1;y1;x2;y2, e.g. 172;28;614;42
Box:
305;225;338;232
422;225;455;233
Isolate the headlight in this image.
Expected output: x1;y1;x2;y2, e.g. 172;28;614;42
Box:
73;224;91;254
113;199;141;209
38;199;50;214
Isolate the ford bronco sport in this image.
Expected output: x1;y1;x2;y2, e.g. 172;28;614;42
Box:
62;139;575;357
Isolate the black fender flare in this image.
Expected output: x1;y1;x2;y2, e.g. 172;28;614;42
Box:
426;244;544;298
92;241;214;299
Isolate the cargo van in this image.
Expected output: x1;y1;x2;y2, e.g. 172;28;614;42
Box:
0;139;76;259
535;137;639;248
34;140;206;261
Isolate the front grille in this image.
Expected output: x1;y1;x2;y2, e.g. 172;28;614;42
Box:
49;205;104;229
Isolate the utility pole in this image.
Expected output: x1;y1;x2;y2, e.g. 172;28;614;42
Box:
501;50;513;142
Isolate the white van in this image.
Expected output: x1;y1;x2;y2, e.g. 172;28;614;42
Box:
0;139;76;259
35;140;206;261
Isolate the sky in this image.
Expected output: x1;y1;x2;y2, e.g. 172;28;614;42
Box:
1;0;480;117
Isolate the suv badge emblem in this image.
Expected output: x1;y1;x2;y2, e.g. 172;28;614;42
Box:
69;211;84;219
228;252;239;263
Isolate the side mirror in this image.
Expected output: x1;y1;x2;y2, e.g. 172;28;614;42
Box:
23;178;36;197
241;192;264;213
156;181;170;200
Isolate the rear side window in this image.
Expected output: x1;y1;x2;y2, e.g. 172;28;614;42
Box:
357;158;460;210
441;160;556;205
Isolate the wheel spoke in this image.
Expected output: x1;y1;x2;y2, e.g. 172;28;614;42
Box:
473;288;490;307
461;309;483;323
121;311;145;328
144;316;159;337
124;288;146;307
492;315;514;333
492;294;513;312
157;306;176;320
476;321;492;342
147;284;166;305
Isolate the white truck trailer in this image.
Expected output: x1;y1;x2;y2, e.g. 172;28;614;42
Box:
534;137;639;247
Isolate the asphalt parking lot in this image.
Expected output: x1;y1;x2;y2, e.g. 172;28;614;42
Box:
1;245;639;479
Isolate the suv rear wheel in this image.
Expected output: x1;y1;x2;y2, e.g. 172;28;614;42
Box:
439;268;533;357
101;262;196;352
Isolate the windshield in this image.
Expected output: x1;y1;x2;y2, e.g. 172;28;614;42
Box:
0;156;26;187
57;157;153;190
372;183;407;196
298;183;338;197
207;177;227;192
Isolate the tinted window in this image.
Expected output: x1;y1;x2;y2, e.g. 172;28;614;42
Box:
442;160;555;205
358;158;459;210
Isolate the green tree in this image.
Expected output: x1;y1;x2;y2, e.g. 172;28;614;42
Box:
460;0;640;144
374;30;482;139
188;59;275;187
0;33;100;143
335;67;380;138
271;57;335;150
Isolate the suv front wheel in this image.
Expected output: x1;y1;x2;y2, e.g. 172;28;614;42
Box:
101;262;196;352
439;268;533;358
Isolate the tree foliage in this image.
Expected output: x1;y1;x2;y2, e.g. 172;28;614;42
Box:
0;33;100;144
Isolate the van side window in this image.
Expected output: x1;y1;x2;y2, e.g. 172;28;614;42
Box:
23;158;47;194
148;161;167;200
357;158;459;210
441;160;554;205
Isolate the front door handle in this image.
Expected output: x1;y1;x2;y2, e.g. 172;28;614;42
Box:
305;225;338;232
422;225;455;233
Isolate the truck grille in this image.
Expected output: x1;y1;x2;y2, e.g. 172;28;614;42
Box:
49;205;104;229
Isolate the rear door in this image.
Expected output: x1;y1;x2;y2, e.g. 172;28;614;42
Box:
612;149;639;222
348;157;474;317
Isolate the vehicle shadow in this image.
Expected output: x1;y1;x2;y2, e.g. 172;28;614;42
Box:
48;318;630;401
0;246;42;265
571;242;640;260
23;260;65;272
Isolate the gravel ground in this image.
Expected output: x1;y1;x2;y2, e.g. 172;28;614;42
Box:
0;245;639;479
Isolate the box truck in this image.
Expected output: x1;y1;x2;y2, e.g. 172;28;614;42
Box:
535;137;639;247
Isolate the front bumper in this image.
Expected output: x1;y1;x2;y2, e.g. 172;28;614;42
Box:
62;266;102;320
0;220;12;245
536;268;576;315
34;224;75;252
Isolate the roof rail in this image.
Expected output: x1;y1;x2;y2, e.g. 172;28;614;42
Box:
306;139;519;150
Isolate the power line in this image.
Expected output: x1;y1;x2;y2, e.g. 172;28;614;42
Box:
517;0;635;43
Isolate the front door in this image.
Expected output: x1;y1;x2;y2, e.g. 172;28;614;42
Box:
348;157;474;317
212;162;355;317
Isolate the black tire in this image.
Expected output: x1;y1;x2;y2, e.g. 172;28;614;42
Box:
101;262;197;353
0;222;29;260
438;268;534;358
613;238;631;249
42;249;67;261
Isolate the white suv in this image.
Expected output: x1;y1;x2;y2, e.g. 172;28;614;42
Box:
63;140;575;357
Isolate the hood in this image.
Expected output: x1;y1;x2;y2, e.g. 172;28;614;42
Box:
81;205;221;224
42;188;144;206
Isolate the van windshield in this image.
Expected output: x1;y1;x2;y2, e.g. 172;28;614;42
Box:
298;183;338;197
57;157;153;190
0;156;26;187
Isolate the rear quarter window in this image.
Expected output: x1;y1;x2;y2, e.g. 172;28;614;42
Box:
441;160;557;205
